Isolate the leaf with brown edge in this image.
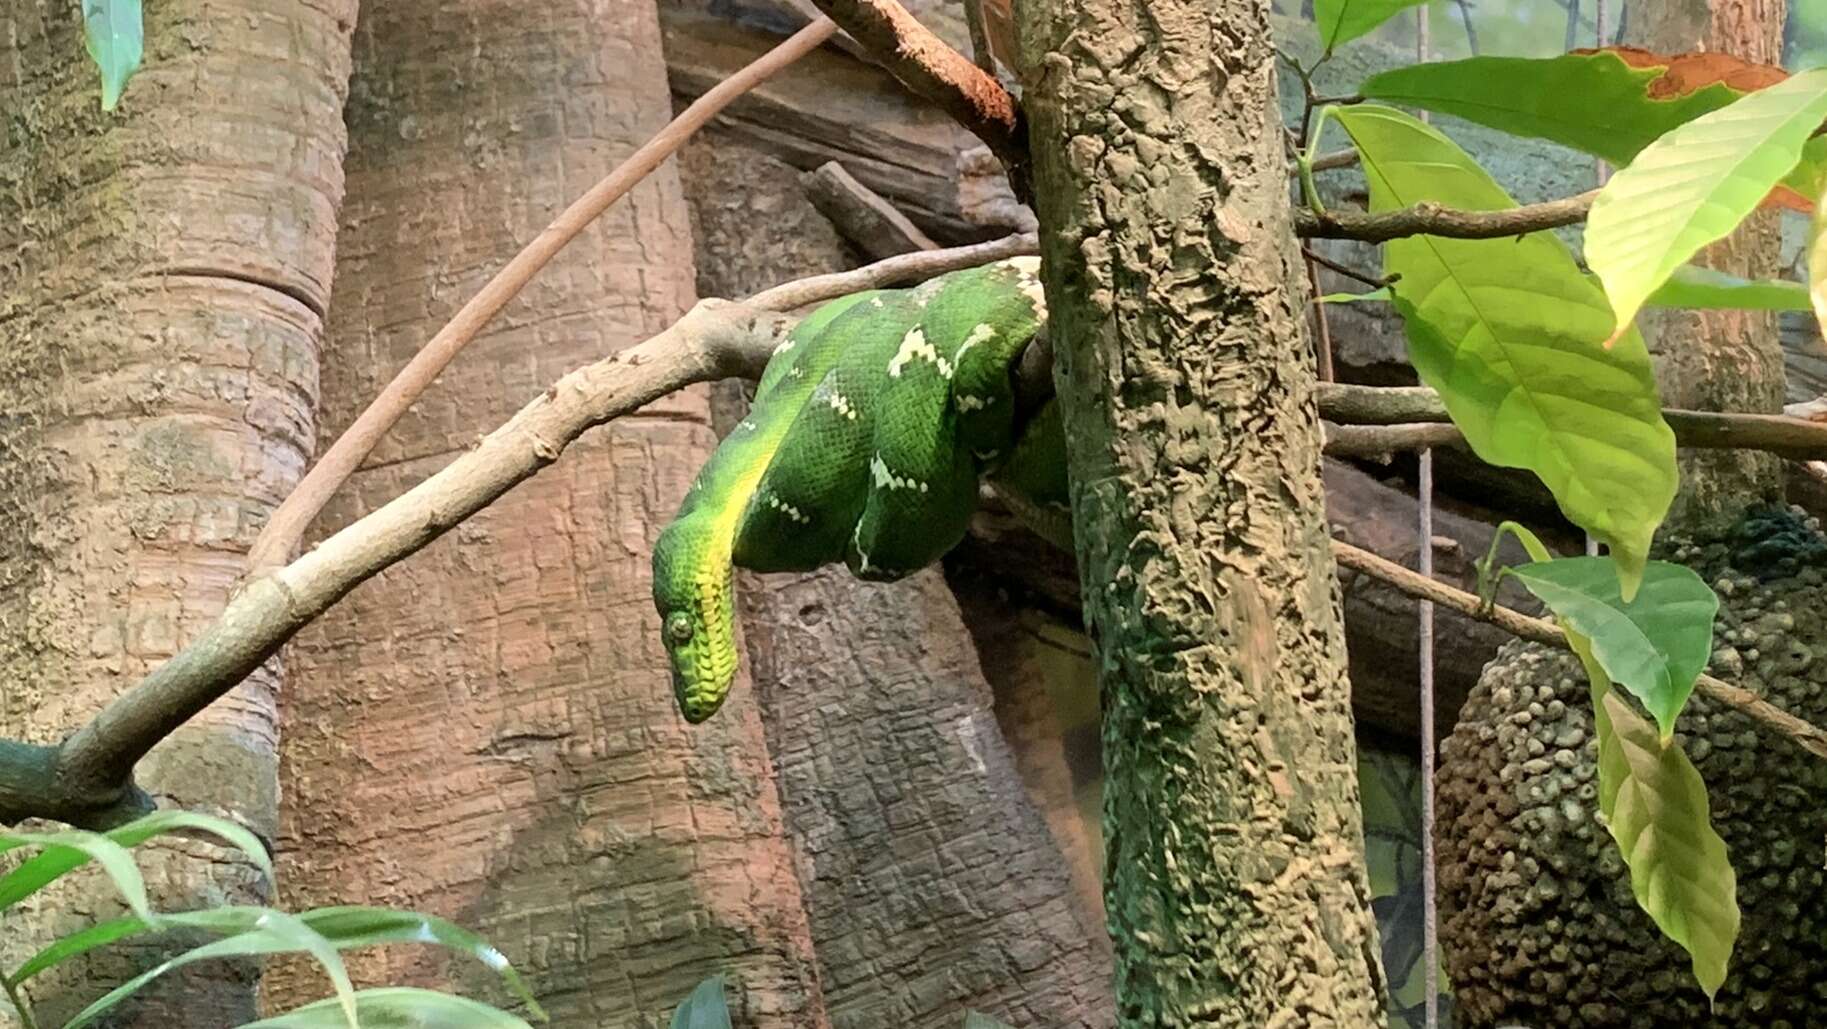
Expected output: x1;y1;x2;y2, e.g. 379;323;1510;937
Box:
1360;46;1825;209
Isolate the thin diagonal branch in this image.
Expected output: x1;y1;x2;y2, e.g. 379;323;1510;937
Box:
246;17;839;572
1332;540;1827;761
0;238;1027;829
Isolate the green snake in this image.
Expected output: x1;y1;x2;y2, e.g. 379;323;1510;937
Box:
651;257;1067;722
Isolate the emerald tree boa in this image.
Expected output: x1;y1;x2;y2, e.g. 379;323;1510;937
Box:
651;257;1067;721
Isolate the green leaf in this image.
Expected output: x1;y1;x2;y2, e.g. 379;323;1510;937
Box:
1311;0;1429;53
669;975;731;1029
238;989;534;1029
1332;104;1677;593
1645;265;1812;312
1588;68;1827;336
104;810;275;884
62;908;361;1029
1593;687;1739;1000
1359;49;1788;169
0;829;154;922
13;905;544;1022
1507;558;1718;737
81;0;143;111
298;907;546;1021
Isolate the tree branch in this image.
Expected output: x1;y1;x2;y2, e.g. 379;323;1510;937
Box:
804;0;1029;200
1331;540;1827;761
0;238;1028;828
1295;189;1600;243
245;17;839;572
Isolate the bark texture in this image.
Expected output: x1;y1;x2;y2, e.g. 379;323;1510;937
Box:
270;4;825;1025
0;0;352;1023
1018;0;1386;1023
1622;0;1790;530
679;132;1116;1029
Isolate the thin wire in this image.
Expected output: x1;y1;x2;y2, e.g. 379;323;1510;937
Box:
1415;8;1439;1029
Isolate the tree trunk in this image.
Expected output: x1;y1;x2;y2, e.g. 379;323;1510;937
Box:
269;3;826;1024
0;1;353;1023
1017;0;1386;1023
679;131;1117;1029
1623;0;1789;530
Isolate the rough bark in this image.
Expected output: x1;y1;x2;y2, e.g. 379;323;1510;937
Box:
0;0;353;1023
679;131;1116;1029
269;4;826;1025
1018;0;1386;1023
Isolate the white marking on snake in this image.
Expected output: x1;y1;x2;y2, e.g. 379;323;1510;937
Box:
951;323;997;365
870;454;930;493
956;394;990;412
887;326;953;379
763;492;811;524
825;391;859;421
774;336;796;354
737;419;757;432
852;525;871;573
1008;255;1047;312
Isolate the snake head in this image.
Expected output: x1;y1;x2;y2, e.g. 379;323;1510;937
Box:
662;607;733;723
653;521;741;724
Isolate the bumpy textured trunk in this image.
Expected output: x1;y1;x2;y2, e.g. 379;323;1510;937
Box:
1623;0;1789;530
1017;0;1386;1023
680;131;1116;1029
270;3;826;1024
0;1;352;1023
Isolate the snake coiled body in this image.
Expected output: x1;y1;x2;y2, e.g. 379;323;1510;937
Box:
652;257;1062;721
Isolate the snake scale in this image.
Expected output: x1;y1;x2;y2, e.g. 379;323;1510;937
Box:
652;257;1068;722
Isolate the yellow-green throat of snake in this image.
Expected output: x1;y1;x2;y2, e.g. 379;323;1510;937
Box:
651;257;1063;722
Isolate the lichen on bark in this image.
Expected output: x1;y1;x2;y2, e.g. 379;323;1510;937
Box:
1016;0;1386;1022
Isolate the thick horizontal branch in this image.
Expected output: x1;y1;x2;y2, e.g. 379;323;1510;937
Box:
1314;383;1827;460
1295;190;1599;243
2;239;1029;829
805;0;1029;199
1332;540;1827;761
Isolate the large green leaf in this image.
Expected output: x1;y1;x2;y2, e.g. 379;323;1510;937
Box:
239;989;534;1029
13;905;544;1020
1332;104;1676;593
81;0;143;111
1507;558;1718;738
298;907;545;1020
62;908;361;1029
1593;685;1739;1001
1645;265;1811;312
1588;68;1827;336
1359;49;1787;168
0;809;270;921
670;975;732;1029
1556;628;1740;1001
0;829;153;921
1312;0;1428;52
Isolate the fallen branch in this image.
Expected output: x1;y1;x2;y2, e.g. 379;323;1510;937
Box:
805;0;1028;200
1332;540;1827;761
1295;189;1599;243
246;17;839;572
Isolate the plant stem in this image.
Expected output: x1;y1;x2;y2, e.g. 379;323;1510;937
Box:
3;970;41;1029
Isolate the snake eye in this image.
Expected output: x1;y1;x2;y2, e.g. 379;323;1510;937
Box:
664;612;695;646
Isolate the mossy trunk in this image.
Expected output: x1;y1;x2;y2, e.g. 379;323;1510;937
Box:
0;2;353;1023
1016;0;1386;1023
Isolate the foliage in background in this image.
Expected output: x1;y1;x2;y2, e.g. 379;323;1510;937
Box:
0;813;544;1029
1295;0;1827;998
